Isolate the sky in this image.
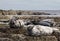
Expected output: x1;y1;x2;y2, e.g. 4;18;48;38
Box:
0;0;60;10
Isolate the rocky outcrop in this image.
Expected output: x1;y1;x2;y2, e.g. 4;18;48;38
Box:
0;10;51;15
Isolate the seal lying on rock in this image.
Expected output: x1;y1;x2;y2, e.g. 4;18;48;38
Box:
26;25;60;36
39;19;56;27
9;16;21;28
9;16;32;28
